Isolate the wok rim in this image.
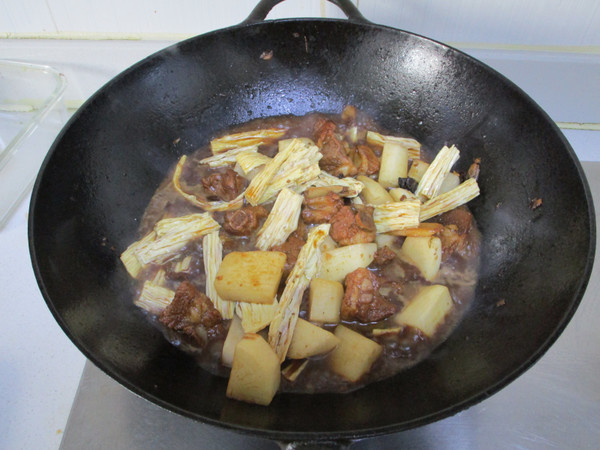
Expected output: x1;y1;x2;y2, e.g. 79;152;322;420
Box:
28;16;596;441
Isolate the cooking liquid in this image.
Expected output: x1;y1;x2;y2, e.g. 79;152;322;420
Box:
134;112;481;394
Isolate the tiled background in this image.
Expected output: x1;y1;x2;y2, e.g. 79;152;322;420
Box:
1;0;599;46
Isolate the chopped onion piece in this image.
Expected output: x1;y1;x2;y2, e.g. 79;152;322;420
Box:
306;171;363;198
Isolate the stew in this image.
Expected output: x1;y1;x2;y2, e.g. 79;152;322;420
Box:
120;106;481;406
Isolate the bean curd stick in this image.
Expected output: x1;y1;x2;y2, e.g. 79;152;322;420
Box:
210;128;287;154
255;188;303;251
203;231;235;319
235;151;272;174
134;281;174;314
420;178;480;221
259;141;322;203
415;145;460;200
366;130;421;160
268;224;330;362
199;145;258;167
236;299;279;333
120;231;156;278
373;200;421;233
244;138;302;205
172;155;245;211
127;213;220;266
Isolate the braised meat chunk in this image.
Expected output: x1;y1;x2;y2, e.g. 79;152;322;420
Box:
159;281;223;345
314;118;357;177
342;268;396;323
373;245;396;267
434;208;474;260
270;231;306;278
223;206;268;236
201;168;246;202
301;191;344;224
353;145;380;176
330;204;376;246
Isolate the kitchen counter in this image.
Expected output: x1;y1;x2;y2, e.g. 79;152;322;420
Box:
0;37;598;449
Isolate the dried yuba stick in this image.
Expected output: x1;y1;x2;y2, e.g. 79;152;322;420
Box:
420;178;480;221
203;231;235;319
415;145;460;200
268;224;330;362
255;188;303;251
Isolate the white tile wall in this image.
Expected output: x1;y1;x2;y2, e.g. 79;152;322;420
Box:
0;0;598;46
358;0;600;46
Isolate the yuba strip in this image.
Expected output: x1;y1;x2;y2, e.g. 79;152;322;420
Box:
420;178;480;221
268;224;330;362
203;231;235;319
236;299;280;333
415;145;460;200
210;128;287;154
255;188;303;251
199;145;258;167
135;213;220;265
172;155;245;211
366;130;421;160
134;281;174;314
372;200;421;233
245;138;321;205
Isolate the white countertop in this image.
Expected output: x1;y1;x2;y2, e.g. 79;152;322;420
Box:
0;35;598;449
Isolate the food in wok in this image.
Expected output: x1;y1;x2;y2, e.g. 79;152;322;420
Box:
120;106;481;405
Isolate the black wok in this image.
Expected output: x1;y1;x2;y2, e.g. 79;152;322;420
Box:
29;0;595;443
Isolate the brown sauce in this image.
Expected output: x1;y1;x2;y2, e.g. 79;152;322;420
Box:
131;109;481;395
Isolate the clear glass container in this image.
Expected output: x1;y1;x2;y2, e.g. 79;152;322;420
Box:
0;60;68;228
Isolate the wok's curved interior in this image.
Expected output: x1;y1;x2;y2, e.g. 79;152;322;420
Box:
29;19;594;439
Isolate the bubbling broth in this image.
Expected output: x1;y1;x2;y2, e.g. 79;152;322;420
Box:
121;107;481;405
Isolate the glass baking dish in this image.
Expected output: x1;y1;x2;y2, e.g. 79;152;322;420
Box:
0;60;68;228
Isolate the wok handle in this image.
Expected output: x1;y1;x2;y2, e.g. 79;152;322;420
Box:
243;0;371;25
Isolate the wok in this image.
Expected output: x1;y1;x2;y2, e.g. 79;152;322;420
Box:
29;0;595;443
